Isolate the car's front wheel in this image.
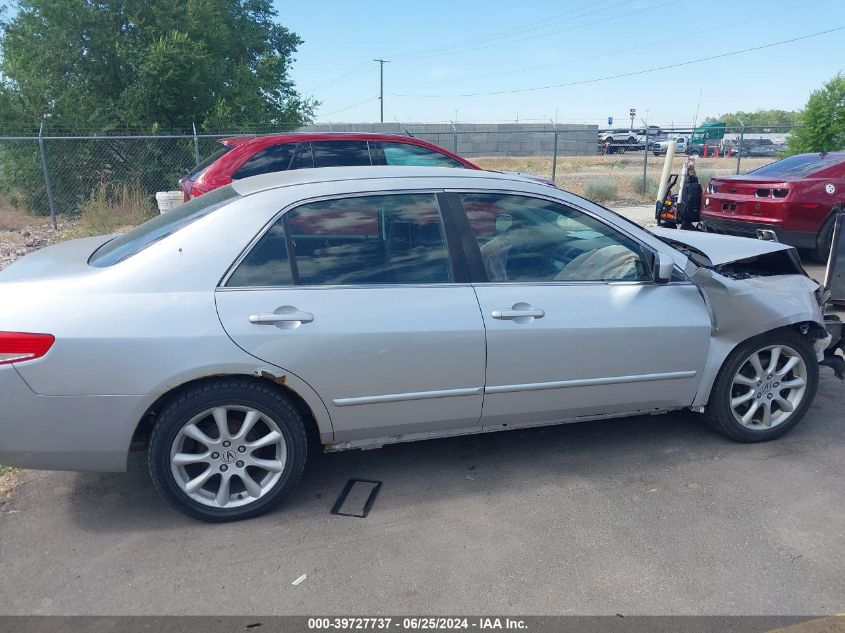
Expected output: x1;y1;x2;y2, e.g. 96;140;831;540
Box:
148;378;307;522
703;329;818;442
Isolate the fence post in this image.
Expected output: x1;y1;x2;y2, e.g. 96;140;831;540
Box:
451;121;458;154
736;124;745;175
551;128;559;183
191;123;200;165
642;127;649;196
37;121;58;230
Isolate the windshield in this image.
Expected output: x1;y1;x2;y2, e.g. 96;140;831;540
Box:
88;185;240;267
748;154;842;178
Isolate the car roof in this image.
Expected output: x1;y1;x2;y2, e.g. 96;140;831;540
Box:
221;132;443;146
229;166;539;196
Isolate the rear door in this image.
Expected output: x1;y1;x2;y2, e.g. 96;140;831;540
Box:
215;191;486;443
447;191;712;427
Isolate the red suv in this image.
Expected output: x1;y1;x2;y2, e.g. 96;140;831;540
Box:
179;133;478;201
702;152;845;261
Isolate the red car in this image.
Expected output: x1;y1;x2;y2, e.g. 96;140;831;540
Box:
179;133;478;201
702;152;845;261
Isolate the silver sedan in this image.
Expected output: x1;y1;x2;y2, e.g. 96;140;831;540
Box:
0;167;835;521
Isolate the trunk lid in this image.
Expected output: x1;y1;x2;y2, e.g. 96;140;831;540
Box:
0;234;112;283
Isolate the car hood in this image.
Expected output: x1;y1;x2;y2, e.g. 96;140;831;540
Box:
648;227;793;266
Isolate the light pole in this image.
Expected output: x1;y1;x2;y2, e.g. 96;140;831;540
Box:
374;58;389;123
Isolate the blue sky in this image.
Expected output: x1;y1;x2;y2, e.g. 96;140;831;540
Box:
277;0;844;126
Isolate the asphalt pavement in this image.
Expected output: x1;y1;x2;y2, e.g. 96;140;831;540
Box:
0;205;842;616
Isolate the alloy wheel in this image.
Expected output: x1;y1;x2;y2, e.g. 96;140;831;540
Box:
729;344;808;430
169;406;288;508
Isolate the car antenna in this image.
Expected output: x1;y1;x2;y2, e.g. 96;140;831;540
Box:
394;117;414;137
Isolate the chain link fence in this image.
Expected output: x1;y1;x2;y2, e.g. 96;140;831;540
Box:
0;125;795;226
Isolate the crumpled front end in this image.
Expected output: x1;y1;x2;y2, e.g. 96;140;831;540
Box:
678;246;837;405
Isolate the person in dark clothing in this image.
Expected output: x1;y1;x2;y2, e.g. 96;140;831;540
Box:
680;174;703;230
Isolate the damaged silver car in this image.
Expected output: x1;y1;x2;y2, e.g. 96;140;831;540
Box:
0;166;842;522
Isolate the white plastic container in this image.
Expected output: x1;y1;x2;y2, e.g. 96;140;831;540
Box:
155;191;184;214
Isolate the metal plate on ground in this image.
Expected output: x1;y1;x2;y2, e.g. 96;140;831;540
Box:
330;478;382;518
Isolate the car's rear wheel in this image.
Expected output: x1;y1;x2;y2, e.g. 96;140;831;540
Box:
148;377;307;522
703;329;818;442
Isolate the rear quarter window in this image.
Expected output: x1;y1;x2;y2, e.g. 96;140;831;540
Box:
88;186;240;267
377;142;465;168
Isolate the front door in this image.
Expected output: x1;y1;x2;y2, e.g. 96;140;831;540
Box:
451;192;712;427
215;192;486;443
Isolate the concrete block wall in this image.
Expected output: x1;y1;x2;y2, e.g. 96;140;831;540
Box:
296;122;599;157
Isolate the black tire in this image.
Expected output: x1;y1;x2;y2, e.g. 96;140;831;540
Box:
148;377;308;522
811;214;836;263
703;328;819;443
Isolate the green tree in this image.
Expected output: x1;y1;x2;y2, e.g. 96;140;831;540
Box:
0;0;316;214
705;109;799;129
0;0;315;130
787;73;845;154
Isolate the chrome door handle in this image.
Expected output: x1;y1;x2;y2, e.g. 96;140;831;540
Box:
249;311;314;325
491;308;545;320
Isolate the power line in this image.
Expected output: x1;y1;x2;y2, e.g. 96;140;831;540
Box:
302;62;372;94
317;95;379;117
310;0;628;93
388;0;630;60
391;0;677;61
410;0;819;86
389;26;845;98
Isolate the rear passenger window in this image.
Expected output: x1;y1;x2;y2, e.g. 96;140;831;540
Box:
226;222;292;287
377;142;465;168
312;141;372;167
225;194;453;287
234;143;296;179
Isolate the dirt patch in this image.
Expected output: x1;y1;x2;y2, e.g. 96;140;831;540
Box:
0;467;21;498
0;217;74;271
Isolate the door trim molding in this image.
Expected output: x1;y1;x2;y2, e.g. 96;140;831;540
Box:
333;386;483;407
485;370;697;394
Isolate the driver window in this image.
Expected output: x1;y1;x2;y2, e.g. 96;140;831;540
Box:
458;193;649;283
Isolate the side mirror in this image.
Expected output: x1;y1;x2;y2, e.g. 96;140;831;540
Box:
652;252;674;284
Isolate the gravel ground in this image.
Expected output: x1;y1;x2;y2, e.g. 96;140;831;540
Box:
0;221;71;271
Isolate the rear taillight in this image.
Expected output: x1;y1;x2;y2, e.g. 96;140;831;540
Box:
189;186;205;198
0;332;55;366
773;188;790;198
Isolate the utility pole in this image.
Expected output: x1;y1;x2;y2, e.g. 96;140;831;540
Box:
374;58;389;123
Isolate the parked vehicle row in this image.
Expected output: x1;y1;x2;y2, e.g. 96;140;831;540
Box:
1;165;839;522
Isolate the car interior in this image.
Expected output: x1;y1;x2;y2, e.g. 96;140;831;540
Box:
461;194;648;282
227;194;454;287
